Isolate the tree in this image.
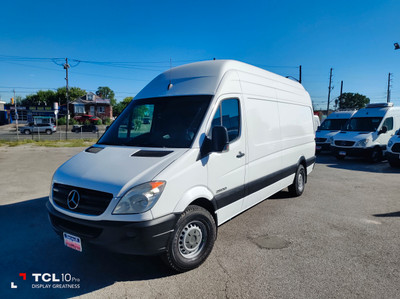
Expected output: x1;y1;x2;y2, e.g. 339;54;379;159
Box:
55;87;86;105
96;86;116;106
22;90;57;106
335;92;370;110
113;97;133;116
21;87;86;106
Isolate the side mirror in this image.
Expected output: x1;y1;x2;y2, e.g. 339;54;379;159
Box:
379;126;388;134
211;126;229;152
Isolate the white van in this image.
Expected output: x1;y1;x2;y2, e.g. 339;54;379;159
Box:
315;110;356;153
386;129;400;167
47;60;316;271
330;103;400;161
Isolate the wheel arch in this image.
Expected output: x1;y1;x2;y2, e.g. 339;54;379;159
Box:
296;156;308;183
173;186;218;225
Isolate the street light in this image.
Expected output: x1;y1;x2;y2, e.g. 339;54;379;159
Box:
395;42;400;50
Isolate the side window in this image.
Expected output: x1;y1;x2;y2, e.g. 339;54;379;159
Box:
211;99;240;142
382;117;393;131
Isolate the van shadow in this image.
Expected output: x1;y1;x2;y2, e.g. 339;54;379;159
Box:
373;211;400;217
268;189;291;200
316;153;400;174
0;197;175;298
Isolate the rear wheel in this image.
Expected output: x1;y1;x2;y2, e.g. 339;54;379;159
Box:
45;129;52;135
24;129;30;135
288;164;306;197
162;205;216;272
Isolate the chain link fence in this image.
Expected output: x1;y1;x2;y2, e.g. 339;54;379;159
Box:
0;125;105;141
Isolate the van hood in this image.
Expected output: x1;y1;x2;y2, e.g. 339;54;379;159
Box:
333;131;374;142
53;145;188;197
316;130;340;139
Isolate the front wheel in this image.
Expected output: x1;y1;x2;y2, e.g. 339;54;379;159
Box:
288;164;306;197
24;129;31;135
45;129;52;135
388;158;400;168
162;205;216;272
369;147;383;163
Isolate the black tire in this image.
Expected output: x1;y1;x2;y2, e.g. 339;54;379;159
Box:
45;129;52;135
162;205;216;272
388;158;400;168
24;129;30;135
288;164;306;197
369;147;382;163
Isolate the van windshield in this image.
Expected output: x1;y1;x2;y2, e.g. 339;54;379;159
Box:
342;117;383;132
319;119;348;130
98;95;212;148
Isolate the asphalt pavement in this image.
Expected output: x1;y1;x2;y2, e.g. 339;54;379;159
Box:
0;146;399;298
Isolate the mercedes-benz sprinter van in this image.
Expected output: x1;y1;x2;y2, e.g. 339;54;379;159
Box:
47;60;316;272
331;103;400;162
315;110;356;153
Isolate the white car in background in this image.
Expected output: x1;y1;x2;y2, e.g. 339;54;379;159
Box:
331;103;400;162
315;110;356;153
19;122;57;135
386;129;400;167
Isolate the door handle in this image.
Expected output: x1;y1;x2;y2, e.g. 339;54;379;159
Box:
236;151;245;158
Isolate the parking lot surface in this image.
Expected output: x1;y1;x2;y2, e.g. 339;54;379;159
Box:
1;146;399;298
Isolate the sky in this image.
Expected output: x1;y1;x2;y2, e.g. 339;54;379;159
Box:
1;0;400;110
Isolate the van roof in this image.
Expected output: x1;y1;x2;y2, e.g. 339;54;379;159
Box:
135;60;305;100
353;105;400;118
327;110;357;119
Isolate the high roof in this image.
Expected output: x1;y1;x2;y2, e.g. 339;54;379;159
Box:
135;59;304;100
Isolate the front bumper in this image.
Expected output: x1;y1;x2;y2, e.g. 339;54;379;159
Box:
316;143;331;152
47;201;179;255
331;146;371;157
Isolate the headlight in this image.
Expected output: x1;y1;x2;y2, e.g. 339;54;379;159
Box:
388;140;393;148
355;138;370;147
113;181;166;214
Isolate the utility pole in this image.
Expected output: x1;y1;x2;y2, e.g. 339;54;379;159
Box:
326;68;333;115
14;89;19;140
387;72;392;103
340;80;343;97
64;58;70;139
299;65;302;84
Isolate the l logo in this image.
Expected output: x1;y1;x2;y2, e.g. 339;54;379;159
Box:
67;190;80;210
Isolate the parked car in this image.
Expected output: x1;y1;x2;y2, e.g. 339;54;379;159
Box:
73;115;100;124
330;103;400;162
386;129;400;167
20;123;56;135
71;125;99;133
315;110;356;153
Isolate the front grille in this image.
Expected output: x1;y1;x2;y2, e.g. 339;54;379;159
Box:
392;143;400;153
334;140;355;147
315;138;327;143
49;214;102;238
53;183;113;216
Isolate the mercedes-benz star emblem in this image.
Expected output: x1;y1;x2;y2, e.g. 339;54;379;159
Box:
67;190;80;210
